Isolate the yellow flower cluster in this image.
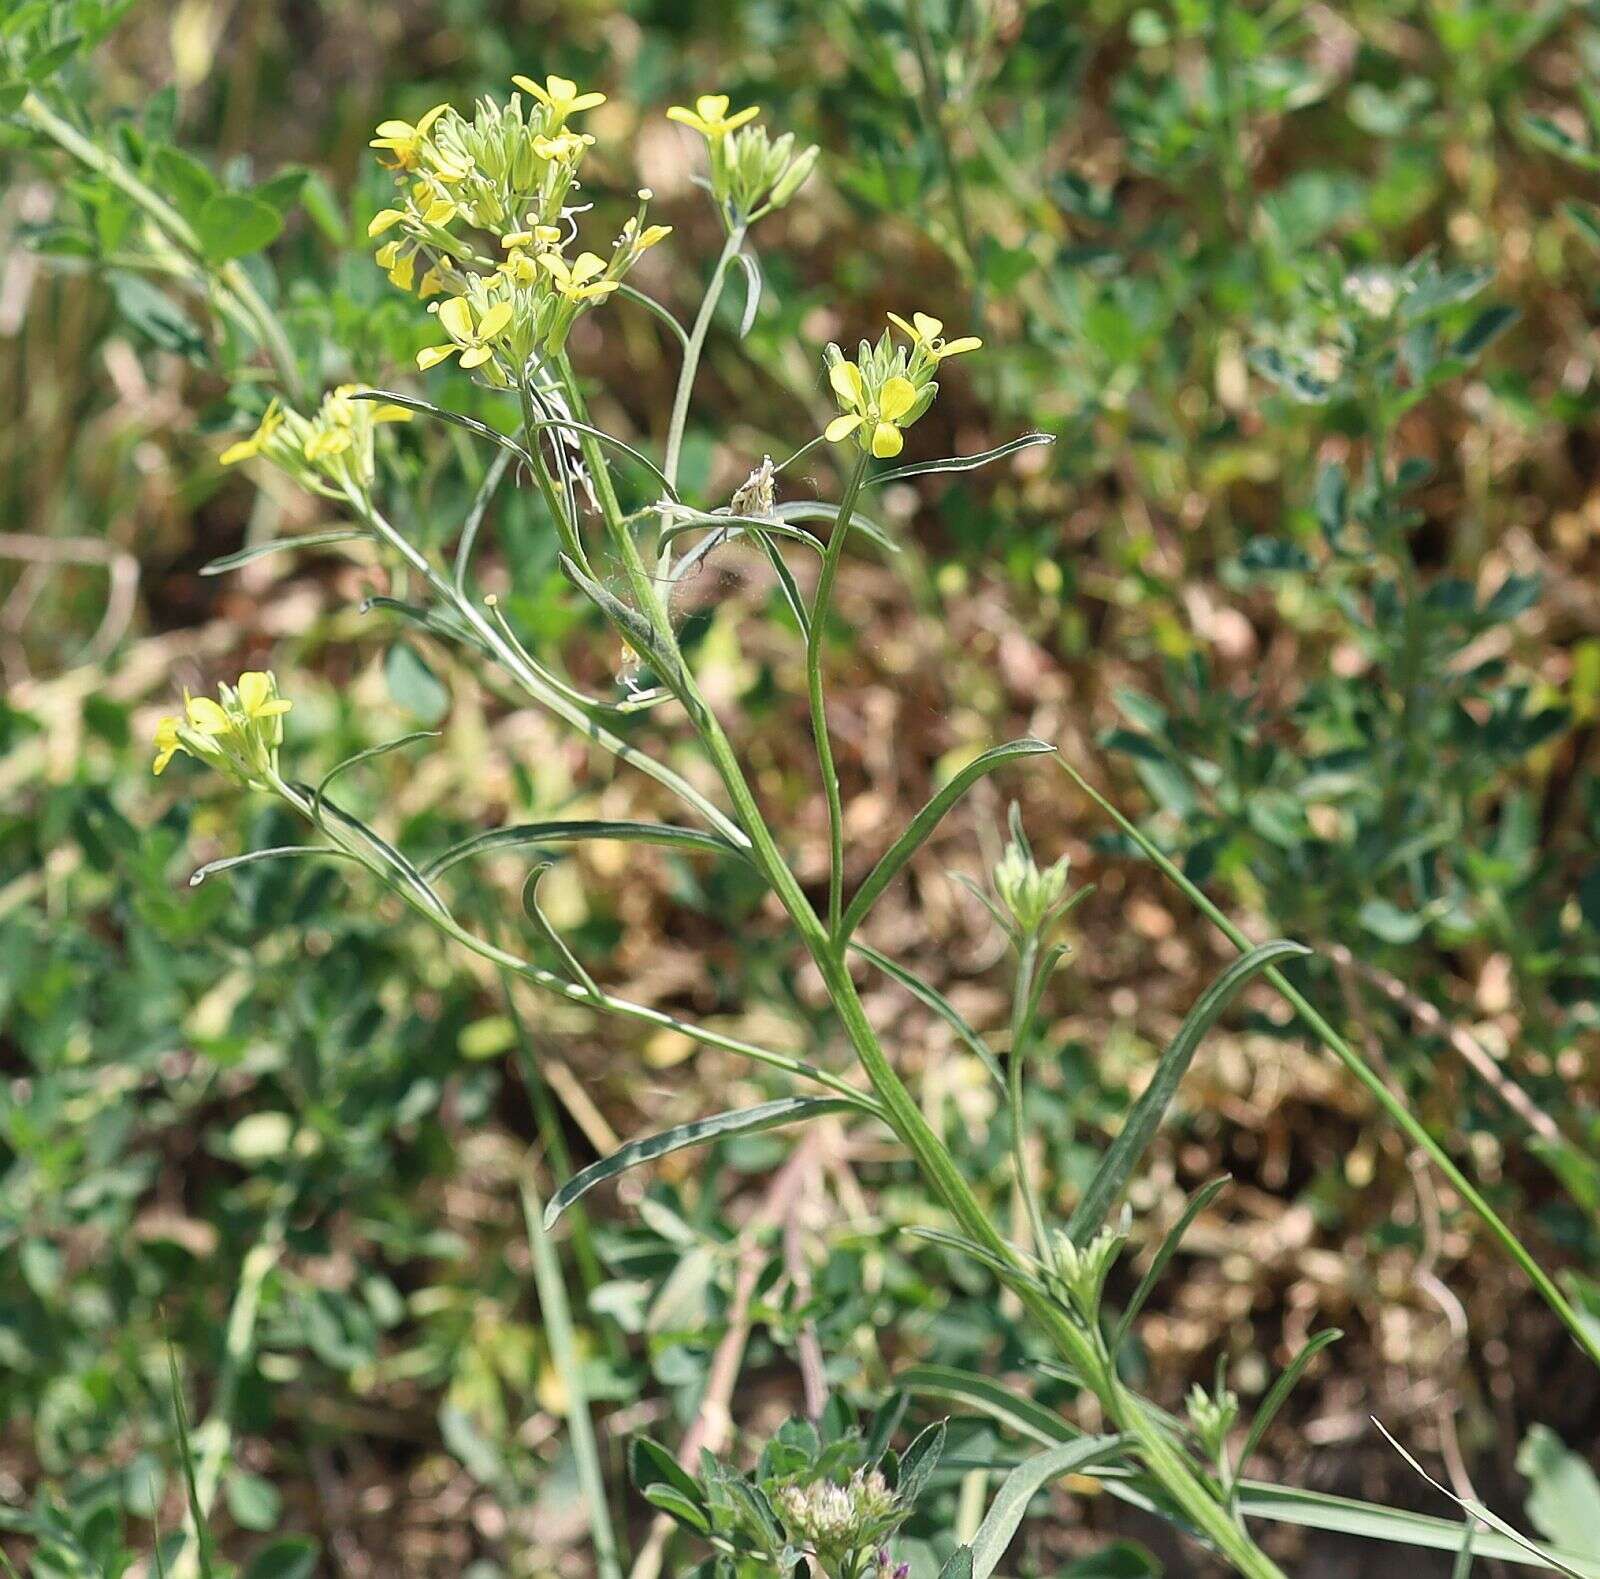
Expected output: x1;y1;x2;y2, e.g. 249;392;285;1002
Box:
364;74;676;379
219;387;411;491
153;672;292;787
666;93;818;225
823;311;981;458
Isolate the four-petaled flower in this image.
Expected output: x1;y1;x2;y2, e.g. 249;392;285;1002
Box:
418;297;515;370
666;93;760;140
888;310;982;362
152;673;293;781
369;104;449;171
538;251;618;303
513;73;606;123
825;363;918;458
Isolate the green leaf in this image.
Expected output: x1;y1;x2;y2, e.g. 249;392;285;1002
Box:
243;1540;317;1579
454;446;513;593
349;389;534;468
895;1365;1074;1449
1563;201;1600;254
938;1549;974;1579
1065;941;1308;1244
1058;1542;1160;1576
641;1485;711;1534
1358;897;1427;944
850;941;1005;1088
194;192;283;263
424;819;745;880
866;432;1054;487
969;1437;1128;1579
201;529;370;575
1231;1330;1342;1488
839;739;1055;939
1114;1176;1230;1346
314;733;438;823
150;145;216;225
1518;1426;1600;1555
629;1437;705;1510
189;845;356;888
544;1097;862;1227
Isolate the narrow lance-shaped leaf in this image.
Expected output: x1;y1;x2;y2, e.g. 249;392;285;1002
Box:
1229;1329;1341;1494
1113;1176;1231;1348
969;1436;1129;1579
521;863;598;995
851;940;1005;1090
902;1226;1049;1296
424;818;745;880
189;845;359;888
894;1364;1075;1449
839;739;1056;940
201;528;370;577
1064;939;1309;1246
544;1096;862;1228
865;432;1054;488
351;388;535;467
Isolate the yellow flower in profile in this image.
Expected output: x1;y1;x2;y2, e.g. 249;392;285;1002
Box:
512;73;607;122
825;363;918;458
151;715;182;776
219;402;284;467
888;310;982;362
418;297;515;370
666;93;760;140
153;673;293;782
370;104;449;171
538;251;618;304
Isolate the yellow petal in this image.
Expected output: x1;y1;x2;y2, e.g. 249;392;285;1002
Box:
937;335;982;358
437;296;474;340
570;252;606;283
477;300;515;340
237;672;272;713
512;73;549;104
416;104;449;135
696;94;731;120
373;119;416;140
570;91;606;112
152;746;175;776
887;311;915;339
871;422;904;458
459;346;493;369
547;75;577;101
913;312;943;340
186;695;230;733
665;106;705;131
417;343;459;369
218;438;258;465
825;413;863;442
373;404;413;425
724;105;760;132
367;208;406;237
828;360;863;406
877;375;917;422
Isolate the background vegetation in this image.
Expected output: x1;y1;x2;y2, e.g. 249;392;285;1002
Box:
4;0;1600;1574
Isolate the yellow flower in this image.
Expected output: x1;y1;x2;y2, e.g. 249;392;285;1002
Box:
152;715;182;776
538;251;618;303
512;73;607;122
374;240;416;292
666;93;760;140
219;402;285;467
367;208;407;238
418;297;516;370
153;673;294;782
370;104;449;171
237;670;293;724
888;310;982;361
825;363;918;458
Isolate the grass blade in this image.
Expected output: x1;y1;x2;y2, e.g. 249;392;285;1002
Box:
1230;1329;1341;1491
1114;1176;1230;1347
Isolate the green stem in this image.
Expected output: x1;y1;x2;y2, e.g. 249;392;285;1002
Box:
810;452;871;935
663;225;747;490
1007;935;1051;1259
